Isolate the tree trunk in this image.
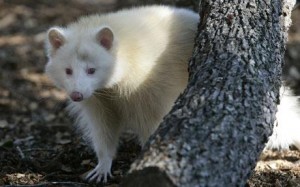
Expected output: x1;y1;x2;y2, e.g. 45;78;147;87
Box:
121;0;296;186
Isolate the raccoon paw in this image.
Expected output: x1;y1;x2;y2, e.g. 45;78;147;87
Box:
85;158;113;183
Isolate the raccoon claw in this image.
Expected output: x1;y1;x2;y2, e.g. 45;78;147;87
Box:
85;159;113;183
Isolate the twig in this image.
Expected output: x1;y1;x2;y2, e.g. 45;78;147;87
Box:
16;146;25;159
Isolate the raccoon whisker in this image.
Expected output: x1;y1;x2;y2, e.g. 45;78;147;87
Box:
93;89;119;100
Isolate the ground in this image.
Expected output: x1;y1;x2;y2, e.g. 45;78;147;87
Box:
0;1;300;186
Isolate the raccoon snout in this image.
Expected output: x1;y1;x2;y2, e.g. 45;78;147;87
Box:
70;91;83;102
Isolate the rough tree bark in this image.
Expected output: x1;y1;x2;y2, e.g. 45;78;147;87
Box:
121;0;296;186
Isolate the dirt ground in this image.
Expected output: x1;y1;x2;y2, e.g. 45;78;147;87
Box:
0;1;300;186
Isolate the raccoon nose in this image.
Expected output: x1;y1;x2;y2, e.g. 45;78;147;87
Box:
70;91;83;102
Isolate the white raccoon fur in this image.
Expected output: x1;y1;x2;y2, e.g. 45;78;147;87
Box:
45;6;198;182
45;5;300;183
265;86;300;150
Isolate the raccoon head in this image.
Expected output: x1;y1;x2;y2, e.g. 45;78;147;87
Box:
45;26;121;102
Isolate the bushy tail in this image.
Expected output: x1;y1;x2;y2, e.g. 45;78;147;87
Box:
265;86;300;150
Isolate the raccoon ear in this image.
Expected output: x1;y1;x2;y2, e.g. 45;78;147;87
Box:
96;27;114;50
47;27;65;50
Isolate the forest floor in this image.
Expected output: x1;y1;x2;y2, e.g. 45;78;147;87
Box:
0;1;300;186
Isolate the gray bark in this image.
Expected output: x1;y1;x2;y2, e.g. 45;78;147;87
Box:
121;0;295;186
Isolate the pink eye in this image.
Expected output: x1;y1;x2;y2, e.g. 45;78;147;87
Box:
87;68;96;75
65;68;73;75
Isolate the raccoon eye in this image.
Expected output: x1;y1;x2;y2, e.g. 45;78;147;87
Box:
65;68;73;75
87;68;96;75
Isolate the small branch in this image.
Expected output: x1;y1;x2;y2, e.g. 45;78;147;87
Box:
16;146;25;160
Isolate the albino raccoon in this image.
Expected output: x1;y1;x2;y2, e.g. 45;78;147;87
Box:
45;6;198;182
45;5;300;183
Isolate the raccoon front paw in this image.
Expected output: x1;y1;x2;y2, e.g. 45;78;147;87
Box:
85;158;113;183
